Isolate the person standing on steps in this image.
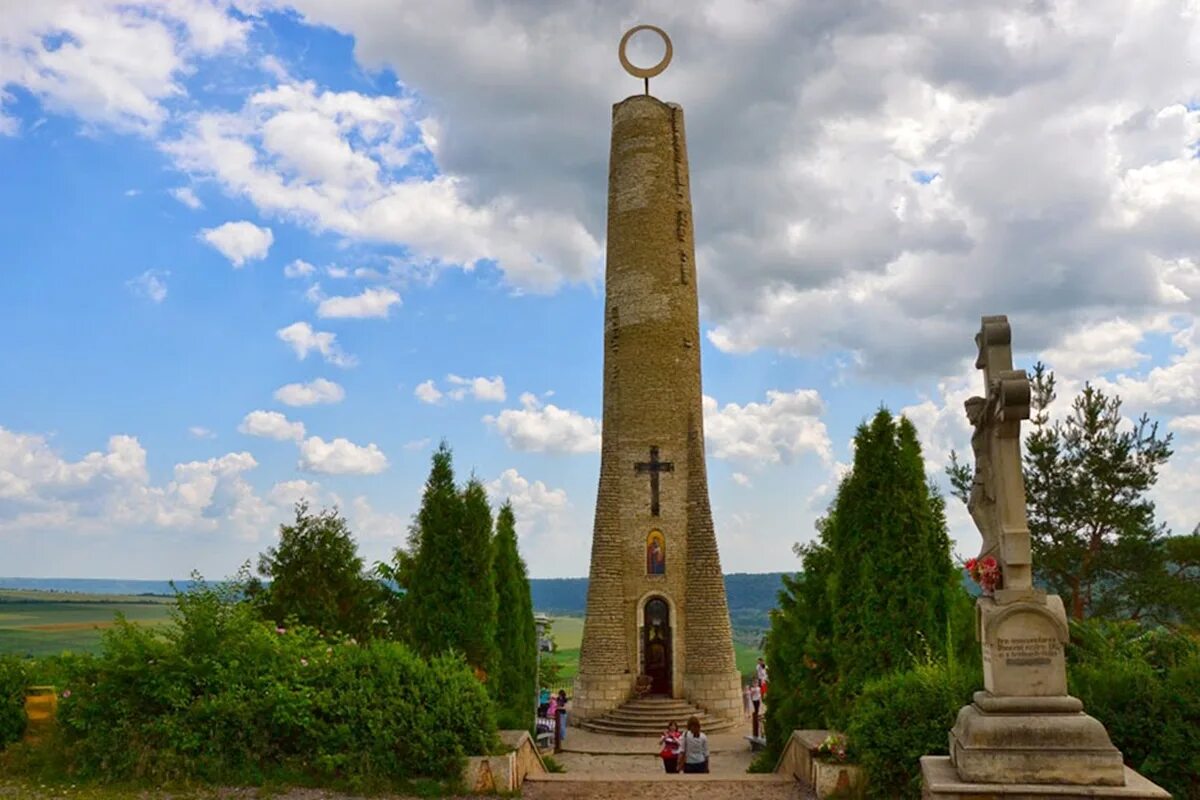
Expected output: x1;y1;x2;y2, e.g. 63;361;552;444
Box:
555;689;569;744
658;720;682;773
743;683;752;717
750;680;762;716
756;658;769;700
679;716;710;774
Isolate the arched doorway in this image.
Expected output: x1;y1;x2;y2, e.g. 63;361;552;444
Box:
642;596;672;695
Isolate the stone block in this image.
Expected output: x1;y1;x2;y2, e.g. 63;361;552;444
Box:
922;756;1170;800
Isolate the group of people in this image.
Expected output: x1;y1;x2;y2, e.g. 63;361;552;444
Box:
655;658;770;774
743;657;769;718
537;689;570;743
657;716;710;773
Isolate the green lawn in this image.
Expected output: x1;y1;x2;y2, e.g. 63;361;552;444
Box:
0;594;174;658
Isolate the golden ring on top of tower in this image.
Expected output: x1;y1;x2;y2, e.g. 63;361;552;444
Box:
618;25;673;79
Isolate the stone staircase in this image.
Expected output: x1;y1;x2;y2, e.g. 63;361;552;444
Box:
576;696;738;736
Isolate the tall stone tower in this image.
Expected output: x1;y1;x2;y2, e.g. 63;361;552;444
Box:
572;27;743;724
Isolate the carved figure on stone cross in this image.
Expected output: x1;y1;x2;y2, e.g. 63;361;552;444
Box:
964;396;1000;563
963;316;1035;599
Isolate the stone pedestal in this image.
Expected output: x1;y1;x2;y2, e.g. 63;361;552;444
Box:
948;595;1125;787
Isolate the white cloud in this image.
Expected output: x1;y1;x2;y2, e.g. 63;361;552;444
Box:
703;390;832;465
267;479;322;508
269;1;1200;380
200;220;273;267
298;435;388;475
188;426;216;440
346;495;406;542
273;378;345;406
0;1;250;135
276;321;356;367
403;437;431;451
446;374;506;402
485;467;580;575
413;379;443;404
170;186;203;209
732;472;752;487
283;258;316;278
124;188;141;197
162;77;601;292
0;426;280;541
126;269;168;303
484;393;600;454
238;410;305;442
316;287;401;319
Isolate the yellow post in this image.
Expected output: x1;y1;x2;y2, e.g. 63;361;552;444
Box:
23;685;58;743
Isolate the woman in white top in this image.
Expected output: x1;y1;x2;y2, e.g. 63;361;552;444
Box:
679;715;710;774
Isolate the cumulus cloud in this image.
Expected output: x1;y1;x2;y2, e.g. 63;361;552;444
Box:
276;321;356;367
484;393;600;454
273;378;345;406
267;478;322;508
188;426;216;439
162;76;601;292
0;1;250;135
283;258;316;278
126;269;168;303
200;220;273;267
0;426;281;540
268;0;1200;379
413;379;443;404
485;467;580;575
298;435;388;474
316;286;401;318
731;472;751;487
238;410;306;441
170;186;203;209
703;390;832;465
446;374;506;402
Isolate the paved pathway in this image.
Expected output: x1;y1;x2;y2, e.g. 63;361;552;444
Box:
555;715;762;776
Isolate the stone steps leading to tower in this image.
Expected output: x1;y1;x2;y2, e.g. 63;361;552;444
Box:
577;697;739;736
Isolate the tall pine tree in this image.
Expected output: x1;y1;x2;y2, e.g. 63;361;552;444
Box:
491;501;537;728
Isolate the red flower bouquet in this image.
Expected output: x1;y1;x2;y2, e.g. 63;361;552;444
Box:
965;555;1001;595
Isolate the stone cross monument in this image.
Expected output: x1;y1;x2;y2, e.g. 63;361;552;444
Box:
922;315;1168;799
571;26;742;724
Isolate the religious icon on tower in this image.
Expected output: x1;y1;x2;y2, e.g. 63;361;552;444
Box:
646;530;666;575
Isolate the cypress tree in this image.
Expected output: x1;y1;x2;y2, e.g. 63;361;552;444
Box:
406;441;467;659
491;501;537;727
763;408;960;742
460;477;499;676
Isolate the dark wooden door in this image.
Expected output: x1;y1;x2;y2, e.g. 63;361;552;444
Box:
643;597;671;695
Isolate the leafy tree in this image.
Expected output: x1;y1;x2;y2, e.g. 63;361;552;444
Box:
947;363;1194;623
255;502;381;640
403;442;498;675
491;501;537;727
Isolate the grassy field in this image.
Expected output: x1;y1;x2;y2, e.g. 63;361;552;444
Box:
0;590;174;657
541;614;763;684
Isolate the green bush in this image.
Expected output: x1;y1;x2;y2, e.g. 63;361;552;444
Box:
1069;620;1200;799
845;661;979;800
35;578;496;788
0;655;28;748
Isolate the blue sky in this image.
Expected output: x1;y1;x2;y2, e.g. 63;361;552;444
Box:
3;1;1200;580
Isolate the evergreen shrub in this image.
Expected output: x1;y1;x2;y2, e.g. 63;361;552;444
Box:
0;655;27;748
844;661;980;800
1068;620;1199;799
41;578;496;788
